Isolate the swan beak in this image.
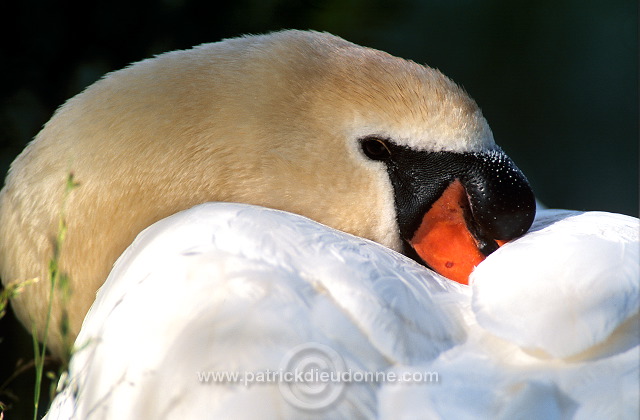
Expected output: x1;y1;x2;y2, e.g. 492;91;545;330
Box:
410;180;485;284
407;153;535;285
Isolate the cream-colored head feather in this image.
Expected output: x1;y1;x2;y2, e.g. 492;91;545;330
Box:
0;30;495;357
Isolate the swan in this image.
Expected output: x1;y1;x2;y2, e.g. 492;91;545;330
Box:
0;30;535;357
43;203;639;419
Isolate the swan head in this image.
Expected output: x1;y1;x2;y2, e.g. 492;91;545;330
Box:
210;30;535;282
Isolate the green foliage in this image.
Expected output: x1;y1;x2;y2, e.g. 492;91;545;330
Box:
32;173;79;420
0;279;38;322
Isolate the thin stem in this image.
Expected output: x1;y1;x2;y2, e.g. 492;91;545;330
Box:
32;173;78;420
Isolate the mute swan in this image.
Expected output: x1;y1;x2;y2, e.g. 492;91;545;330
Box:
44;203;639;419
0;30;535;357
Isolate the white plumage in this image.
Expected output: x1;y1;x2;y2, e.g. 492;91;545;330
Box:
45;203;639;419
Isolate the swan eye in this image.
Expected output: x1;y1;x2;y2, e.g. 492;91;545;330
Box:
361;138;391;161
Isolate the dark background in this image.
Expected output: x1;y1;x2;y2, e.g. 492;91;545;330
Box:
1;0;637;418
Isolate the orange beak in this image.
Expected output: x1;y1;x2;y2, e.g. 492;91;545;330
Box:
409;180;507;285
